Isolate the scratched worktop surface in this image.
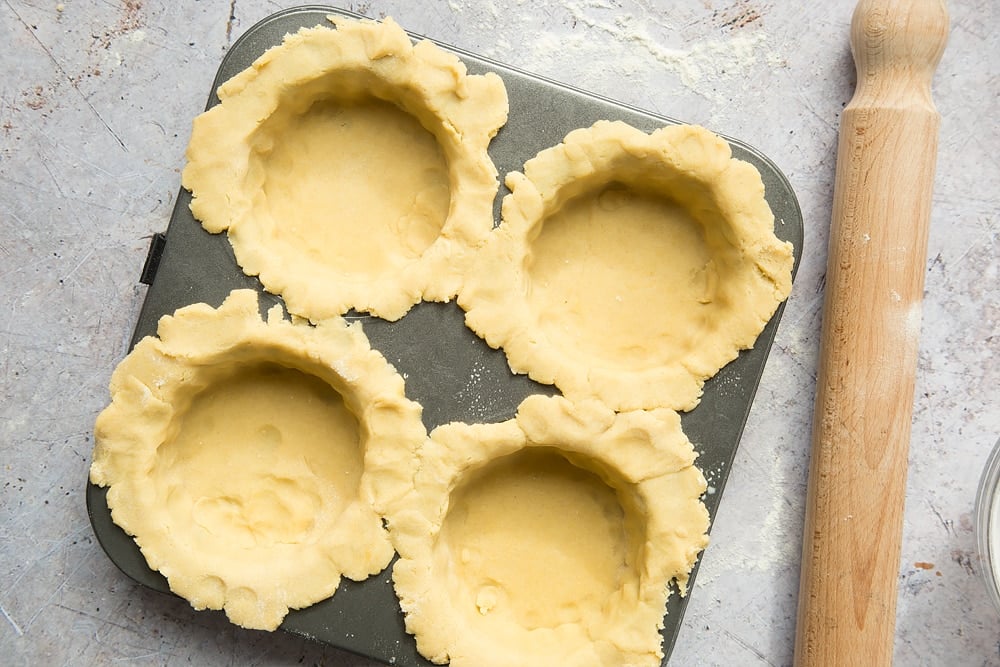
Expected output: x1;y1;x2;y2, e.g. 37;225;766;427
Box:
2;1;998;665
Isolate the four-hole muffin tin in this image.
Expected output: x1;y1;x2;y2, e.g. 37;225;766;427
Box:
86;5;803;665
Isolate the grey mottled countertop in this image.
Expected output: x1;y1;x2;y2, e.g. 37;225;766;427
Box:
2;1;998;665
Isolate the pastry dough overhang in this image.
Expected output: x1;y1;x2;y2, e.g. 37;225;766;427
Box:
387;395;709;667
181;16;509;322
89;290;426;630
458;121;795;411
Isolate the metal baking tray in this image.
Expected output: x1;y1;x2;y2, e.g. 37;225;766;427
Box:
86;5;803;665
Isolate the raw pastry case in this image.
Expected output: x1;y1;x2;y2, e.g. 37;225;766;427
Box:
86;5;804;665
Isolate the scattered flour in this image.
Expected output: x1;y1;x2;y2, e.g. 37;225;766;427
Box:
568;8;768;89
442;0;782;108
905;301;924;347
695;447;801;589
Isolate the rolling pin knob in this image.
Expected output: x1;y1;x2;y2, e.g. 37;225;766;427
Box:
851;0;949;109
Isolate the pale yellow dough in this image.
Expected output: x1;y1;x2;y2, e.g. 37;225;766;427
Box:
388;395;709;667
459;120;795;411
90;290;426;630
182;17;508;322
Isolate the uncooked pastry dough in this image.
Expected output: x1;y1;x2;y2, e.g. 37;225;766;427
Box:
182;16;509;322
388;394;709;667
459;120;794;412
89;289;426;630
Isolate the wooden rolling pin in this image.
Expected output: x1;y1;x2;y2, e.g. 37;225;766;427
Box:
794;1;948;665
